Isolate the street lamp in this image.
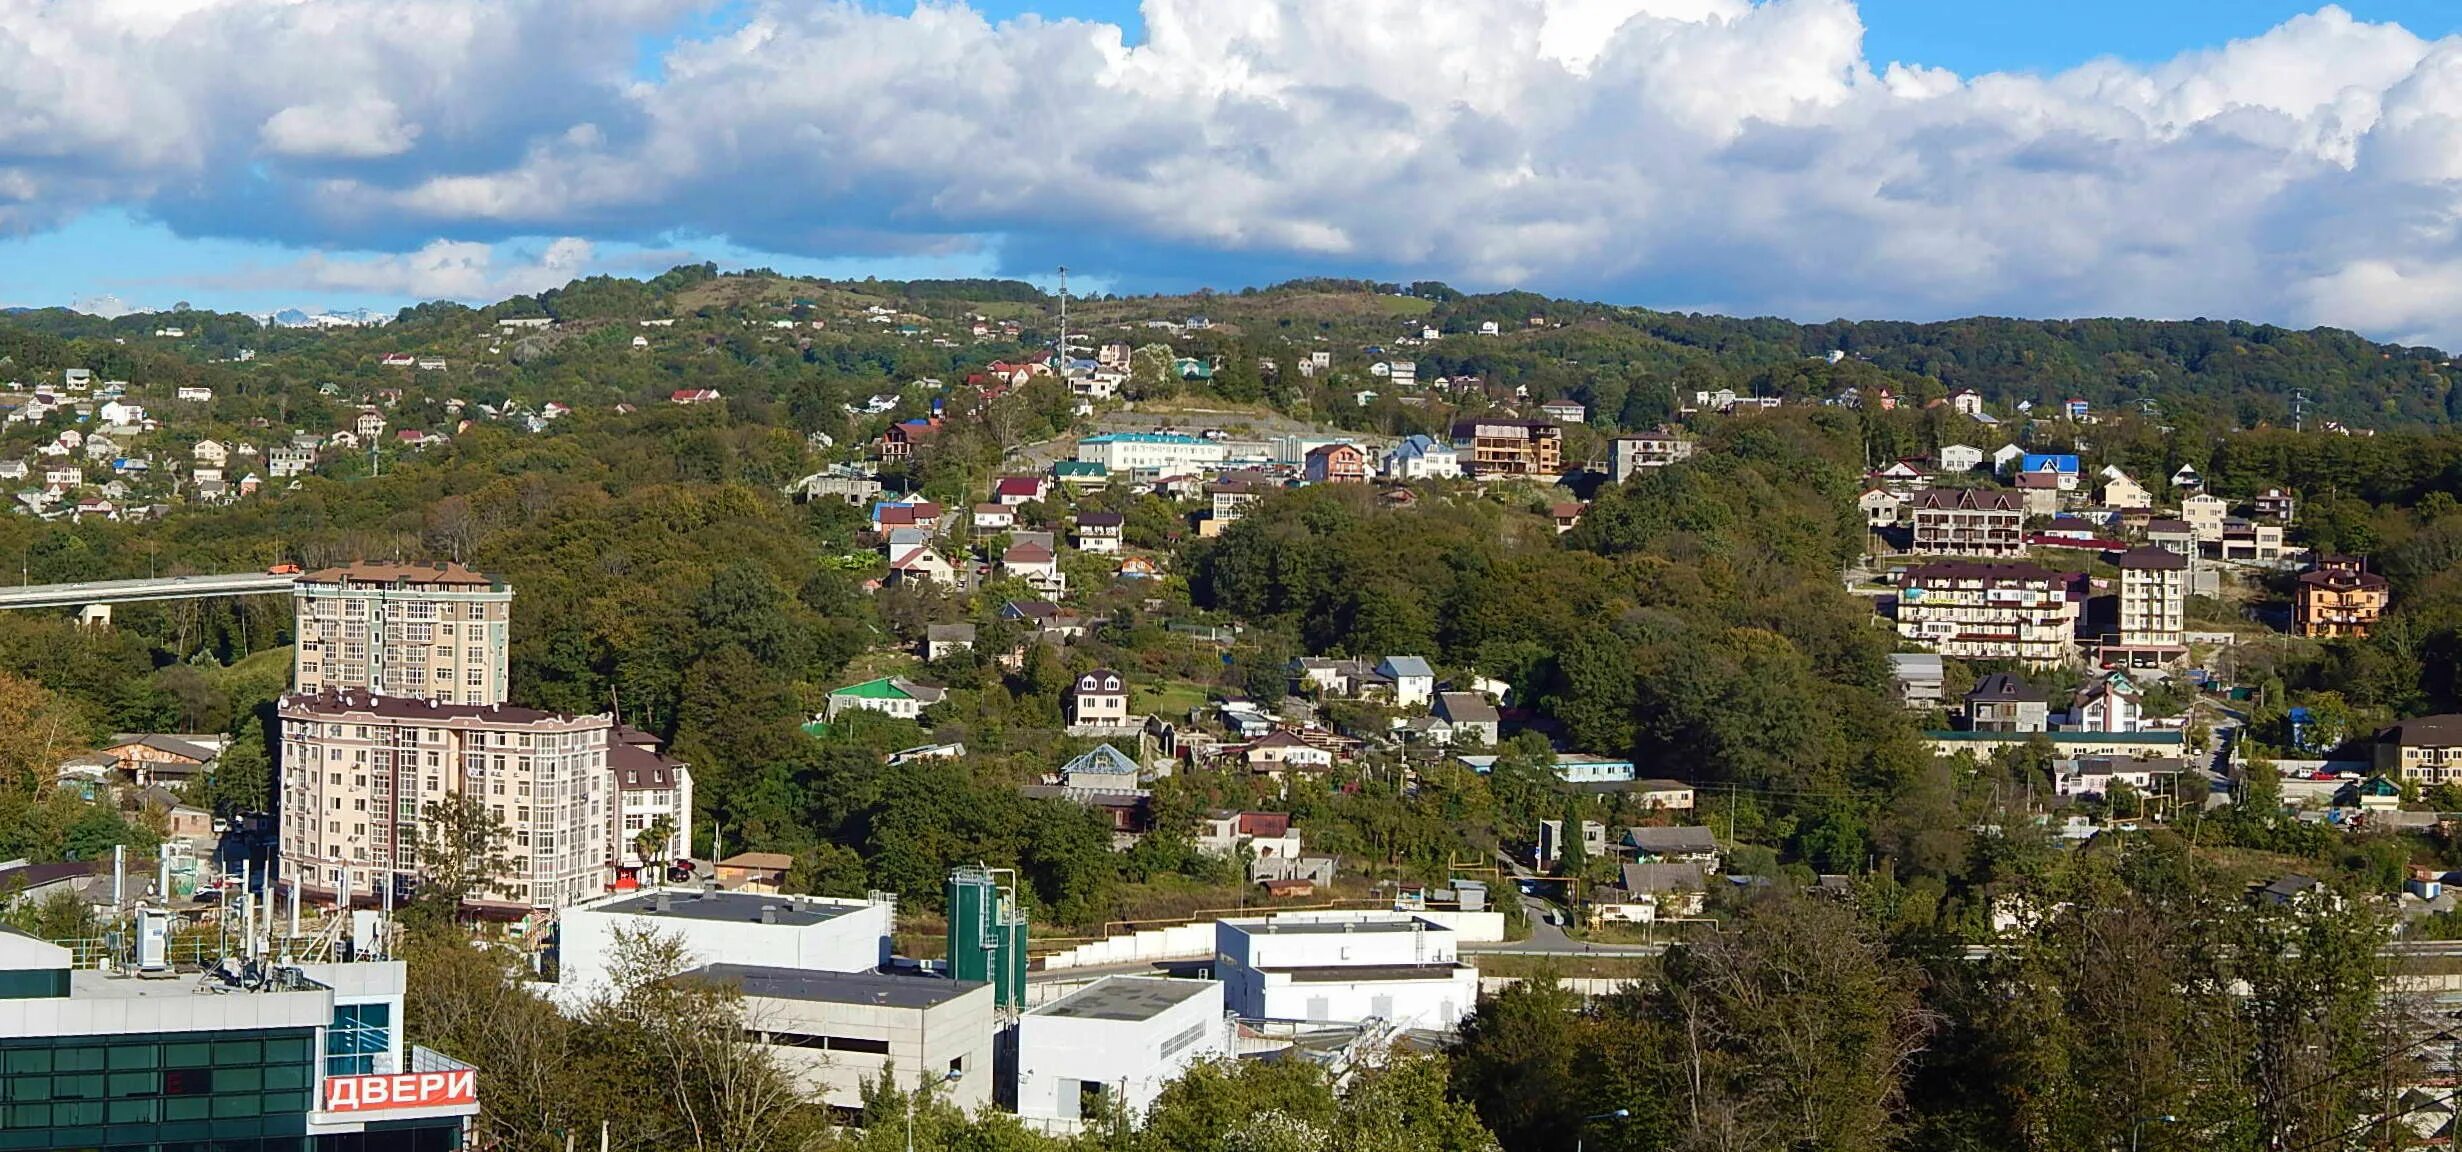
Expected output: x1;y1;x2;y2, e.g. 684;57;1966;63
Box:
907;1066;965;1152
1577;1108;1630;1152
2129;1113;2176;1152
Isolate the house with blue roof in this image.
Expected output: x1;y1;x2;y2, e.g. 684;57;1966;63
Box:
1384;434;1461;480
1376;656;1436;708
2021;453;2082;492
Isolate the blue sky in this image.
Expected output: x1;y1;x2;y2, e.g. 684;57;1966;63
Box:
6;0;2462;343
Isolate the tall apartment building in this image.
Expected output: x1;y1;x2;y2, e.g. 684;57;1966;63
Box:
293;562;513;706
1896;562;2077;666
277;690;613;911
2110;546;2188;659
1908;488;2027;557
1449;419;1563;480
2296;555;2391;639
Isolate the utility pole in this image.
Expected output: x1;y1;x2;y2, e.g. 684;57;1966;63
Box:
1057;266;1070;369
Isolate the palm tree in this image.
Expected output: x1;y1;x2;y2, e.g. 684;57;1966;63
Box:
633;814;679;877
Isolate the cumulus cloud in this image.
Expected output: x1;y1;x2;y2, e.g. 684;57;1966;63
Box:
215;237;599;300
7;0;2462;342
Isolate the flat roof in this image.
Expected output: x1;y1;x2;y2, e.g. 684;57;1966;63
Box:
593;890;855;927
1031;976;1216;1022
1236;918;1438;936
686;964;983;1009
1261;963;1471;982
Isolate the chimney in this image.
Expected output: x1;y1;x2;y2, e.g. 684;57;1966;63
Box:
654;892;672;913
760;907;777;925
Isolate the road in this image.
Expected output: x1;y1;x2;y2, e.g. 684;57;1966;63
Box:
0;571;297;610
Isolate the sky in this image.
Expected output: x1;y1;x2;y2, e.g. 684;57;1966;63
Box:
4;0;2462;345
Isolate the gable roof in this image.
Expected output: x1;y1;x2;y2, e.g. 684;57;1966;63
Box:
1378;656;1434;680
1967;673;2044;703
1436;692;1499;724
1626;825;1720;855
1621;861;1708;894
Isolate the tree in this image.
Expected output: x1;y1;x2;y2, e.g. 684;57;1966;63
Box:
633;814;678;873
415;795;514;915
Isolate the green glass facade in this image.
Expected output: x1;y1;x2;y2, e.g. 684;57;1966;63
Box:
0;1027;316;1151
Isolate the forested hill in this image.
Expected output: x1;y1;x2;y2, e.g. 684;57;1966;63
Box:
1;268;2451;433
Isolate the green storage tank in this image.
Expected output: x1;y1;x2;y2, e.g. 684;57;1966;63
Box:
944;866;1027;1009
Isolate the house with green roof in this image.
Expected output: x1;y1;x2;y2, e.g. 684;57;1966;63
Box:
824;676;948;722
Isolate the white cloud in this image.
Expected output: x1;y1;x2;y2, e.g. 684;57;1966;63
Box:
226;236;598;300
8;0;2462;342
259;96;422;158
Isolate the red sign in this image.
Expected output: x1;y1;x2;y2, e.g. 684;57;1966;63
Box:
323;1069;477;1113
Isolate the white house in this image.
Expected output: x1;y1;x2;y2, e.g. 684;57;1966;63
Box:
1068;668;1133;730
1016;977;1231;1131
1376;656;1435;709
2066;671;2144;734
1384;434;1460;480
175;386;213;402
1938;444;1985;473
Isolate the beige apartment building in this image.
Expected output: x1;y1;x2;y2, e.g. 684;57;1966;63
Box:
1896;562;2077;666
293;562;513;706
277;690;614;910
2110;545;2188;661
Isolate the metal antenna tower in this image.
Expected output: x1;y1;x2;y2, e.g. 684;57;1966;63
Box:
2291;389;2310;432
1056;266;1069;368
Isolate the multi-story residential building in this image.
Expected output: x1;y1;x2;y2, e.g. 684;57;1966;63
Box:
2296;555;2391;639
2218;518;2285;564
2181;493;2229;542
277;690;614;911
292;562;512;706
1609;432;1696;482
1302;442;1371;484
611;727;693;880
1074;432;1231;474
0;943;480;1152
2252;487;2297;523
1448;419;1563;480
2375;714;2462;784
2110;545;2188;660
1896;562;2076;665
1908;488;2027;558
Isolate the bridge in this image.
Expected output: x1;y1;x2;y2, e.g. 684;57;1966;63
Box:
0;572;299;622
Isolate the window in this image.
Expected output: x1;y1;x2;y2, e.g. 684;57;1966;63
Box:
327;1003;391;1075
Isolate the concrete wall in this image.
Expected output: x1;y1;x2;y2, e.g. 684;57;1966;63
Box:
747;985;997;1113
1016;981;1228;1125
1253;969;1478;1031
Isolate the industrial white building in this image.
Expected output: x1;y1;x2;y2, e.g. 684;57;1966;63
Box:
556;888;894;1003
1016;976;1230;1130
1074;432;1231;474
1213;913;1478;1031
690;964;996;1114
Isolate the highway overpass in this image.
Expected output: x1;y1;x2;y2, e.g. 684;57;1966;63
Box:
0;572;298;619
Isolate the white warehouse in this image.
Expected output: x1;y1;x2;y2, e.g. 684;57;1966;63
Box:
1017;977;1230;1131
1074;432;1231;474
1213;913;1478;1031
556;888;894;1003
